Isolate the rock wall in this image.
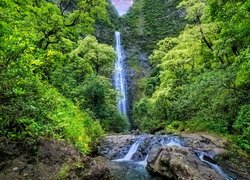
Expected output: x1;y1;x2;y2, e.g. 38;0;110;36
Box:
119;0;186;127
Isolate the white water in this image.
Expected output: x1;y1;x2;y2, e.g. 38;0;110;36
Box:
137;155;148;167
114;139;142;162
161;136;182;147
111;136;233;179
197;151;232;180
114;31;127;117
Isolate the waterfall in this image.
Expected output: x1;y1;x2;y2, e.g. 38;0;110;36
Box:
114;139;142;162
197;151;232;180
114;31;127;117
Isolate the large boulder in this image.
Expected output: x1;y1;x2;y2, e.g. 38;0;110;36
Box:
181;133;227;157
146;146;223;180
94;156;134;180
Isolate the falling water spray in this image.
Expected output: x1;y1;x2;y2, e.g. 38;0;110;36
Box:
114;31;127;117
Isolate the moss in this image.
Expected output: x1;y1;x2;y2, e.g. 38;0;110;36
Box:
57;162;86;180
57;164;71;180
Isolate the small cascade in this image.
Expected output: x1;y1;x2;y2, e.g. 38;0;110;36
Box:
114;31;127;117
137;155;148;167
161;136;182;146
197;151;232;180
114;139;142;162
106;135;233;180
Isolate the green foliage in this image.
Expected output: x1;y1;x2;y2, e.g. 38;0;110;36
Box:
79;75;129;132
234;105;250;152
121;0;186;52
94;0;119;44
70;36;115;76
57;161;85;180
50;36;128;132
57;164;71;180
0;0;123;153
133;0;250;151
119;0;187;125
41;83;104;153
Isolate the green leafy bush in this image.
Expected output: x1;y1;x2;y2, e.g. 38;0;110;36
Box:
0;0;118;153
234;105;250;152
132;0;250;153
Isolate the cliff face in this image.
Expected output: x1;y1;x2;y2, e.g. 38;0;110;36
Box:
121;0;186;52
119;0;186;127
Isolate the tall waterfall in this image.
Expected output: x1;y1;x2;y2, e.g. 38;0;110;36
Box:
114;31;127;117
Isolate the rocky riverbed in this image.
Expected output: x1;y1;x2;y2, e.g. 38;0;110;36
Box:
1;133;249;180
98;133;250;180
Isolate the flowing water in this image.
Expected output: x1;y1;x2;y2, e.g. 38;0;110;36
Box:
197;151;233;180
114;139;143;162
109;135;233;180
111;136;182;180
114;31;127;117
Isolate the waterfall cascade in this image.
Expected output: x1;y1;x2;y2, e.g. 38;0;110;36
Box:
114;139;142;162
114;31;127;117
111;135;232;180
197;151;232;180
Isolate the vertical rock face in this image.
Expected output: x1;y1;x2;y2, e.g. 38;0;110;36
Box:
146;146;224;180
121;0;186;52
117;0;186;127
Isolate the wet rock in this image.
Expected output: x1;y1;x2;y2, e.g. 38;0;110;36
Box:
94;156;129;179
98;135;182;161
98;133;249;179
181;133;227;157
98;135;142;159
131;129;141;135
67;156;110;180
215;153;250;179
146;146;224;180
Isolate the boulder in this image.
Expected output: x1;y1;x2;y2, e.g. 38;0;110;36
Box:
94;156;130;179
146;146;223;180
181;133;227;157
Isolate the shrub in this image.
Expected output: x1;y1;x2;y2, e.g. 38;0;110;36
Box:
233;105;250;152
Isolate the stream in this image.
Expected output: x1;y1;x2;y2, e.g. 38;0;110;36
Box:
101;135;233;180
111;135;182;180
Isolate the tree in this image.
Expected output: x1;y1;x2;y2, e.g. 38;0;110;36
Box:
70;36;115;76
133;0;250;151
0;0;116;152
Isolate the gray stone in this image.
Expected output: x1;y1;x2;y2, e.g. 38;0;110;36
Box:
146;146;224;180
